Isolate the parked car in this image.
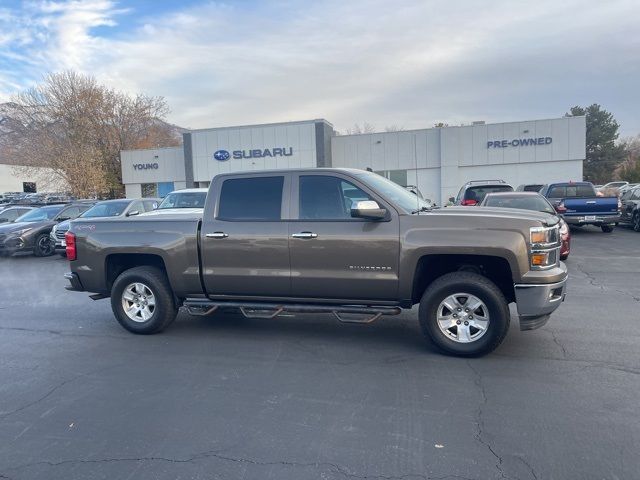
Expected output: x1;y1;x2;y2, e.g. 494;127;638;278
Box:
0;203;94;257
0;206;35;224
540;182;621;232
618;183;639;195
65;168;567;357
597;181;628;194
480;192;571;260
516;184;544;192
139;188;207;216
51;198;160;255
451;180;513;206
619;185;640;231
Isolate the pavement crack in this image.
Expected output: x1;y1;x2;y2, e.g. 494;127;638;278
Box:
3;450;477;480
547;329;568;359
0;326;128;340
0;363;127;422
575;264;604;291
517;456;539;480
466;360;508;479
0;376;79;421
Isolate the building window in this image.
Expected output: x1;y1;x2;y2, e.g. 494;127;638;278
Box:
141;183;157;197
374;170;408;187
23;182;36;193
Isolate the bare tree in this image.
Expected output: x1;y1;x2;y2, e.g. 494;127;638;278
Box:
384;124;405;132
0;71;180;197
343;122;377;135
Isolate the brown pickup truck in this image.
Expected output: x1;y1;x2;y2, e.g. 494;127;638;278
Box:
64;168;567;356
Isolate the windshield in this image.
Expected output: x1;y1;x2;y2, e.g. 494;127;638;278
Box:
158;192;206;209
14;205;64;222
483;194;556;214
356;172;432;213
464;185;513;203
81;201;130;218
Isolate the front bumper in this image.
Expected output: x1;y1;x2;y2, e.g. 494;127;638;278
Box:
0;234;31;255
514;275;568;331
563;214;620;226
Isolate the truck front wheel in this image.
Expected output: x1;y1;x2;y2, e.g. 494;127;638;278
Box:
110;266;177;334
419;272;510;356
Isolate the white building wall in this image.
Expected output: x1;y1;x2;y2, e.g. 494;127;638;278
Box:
332;116;585;205
0;164;68;192
125;183;142;199
190;120;318;182
120;146;185;185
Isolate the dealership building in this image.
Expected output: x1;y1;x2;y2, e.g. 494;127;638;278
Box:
121;116;585;205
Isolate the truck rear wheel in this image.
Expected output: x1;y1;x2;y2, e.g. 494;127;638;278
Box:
418;272;510;356
110;266;177;334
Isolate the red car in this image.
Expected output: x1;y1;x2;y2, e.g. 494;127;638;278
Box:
480;191;570;260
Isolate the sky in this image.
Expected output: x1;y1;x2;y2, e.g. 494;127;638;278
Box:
0;0;639;136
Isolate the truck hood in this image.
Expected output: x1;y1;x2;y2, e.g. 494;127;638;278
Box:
429;206;559;226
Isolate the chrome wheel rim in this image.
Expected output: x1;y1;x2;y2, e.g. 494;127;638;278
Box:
436;293;490;343
121;282;156;323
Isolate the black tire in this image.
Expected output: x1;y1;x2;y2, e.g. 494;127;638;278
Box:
419;272;510;357
601;225;614;233
633;213;640;232
33;233;54;257
110;266;177;334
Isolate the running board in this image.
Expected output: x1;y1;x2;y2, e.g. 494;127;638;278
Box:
182;299;401;324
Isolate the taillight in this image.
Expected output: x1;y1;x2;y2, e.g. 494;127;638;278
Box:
617;199;622;211
461;199;478;206
65;231;76;260
555;201;567;213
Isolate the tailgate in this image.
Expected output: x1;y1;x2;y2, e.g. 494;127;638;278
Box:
564;197;618;215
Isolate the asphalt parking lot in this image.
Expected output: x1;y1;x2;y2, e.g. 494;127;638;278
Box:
0;226;639;480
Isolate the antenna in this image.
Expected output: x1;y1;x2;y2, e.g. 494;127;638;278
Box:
413;133;419;213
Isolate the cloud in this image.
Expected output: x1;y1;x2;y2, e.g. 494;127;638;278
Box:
1;0;639;135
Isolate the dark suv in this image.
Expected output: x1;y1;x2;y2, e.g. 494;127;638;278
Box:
0;202;95;256
620;185;640;231
452;180;514;206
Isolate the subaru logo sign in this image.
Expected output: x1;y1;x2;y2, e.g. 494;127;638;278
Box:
213;150;230;161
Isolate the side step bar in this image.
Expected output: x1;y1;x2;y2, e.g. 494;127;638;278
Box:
182;299;402;324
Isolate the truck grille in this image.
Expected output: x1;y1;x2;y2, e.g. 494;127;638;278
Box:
55;227;68;240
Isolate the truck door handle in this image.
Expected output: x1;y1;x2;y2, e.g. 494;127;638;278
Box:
206;232;228;239
291;232;318;239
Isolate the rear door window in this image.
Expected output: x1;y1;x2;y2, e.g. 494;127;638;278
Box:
218;176;284;221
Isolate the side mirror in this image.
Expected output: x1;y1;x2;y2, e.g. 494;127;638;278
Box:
351;200;387;220
57;216;70;222
448;197;455;203
127;210;140;217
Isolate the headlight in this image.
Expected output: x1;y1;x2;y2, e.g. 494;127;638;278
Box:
529;225;560;269
529;226;558;246
12;227;32;236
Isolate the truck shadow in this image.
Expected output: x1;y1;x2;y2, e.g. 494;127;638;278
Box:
170;309;436;355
